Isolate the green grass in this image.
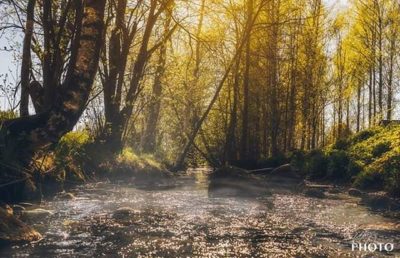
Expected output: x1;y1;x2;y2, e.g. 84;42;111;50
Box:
116;147;163;171
52;131;92;182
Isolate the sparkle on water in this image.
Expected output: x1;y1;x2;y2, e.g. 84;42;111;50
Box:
1;168;399;257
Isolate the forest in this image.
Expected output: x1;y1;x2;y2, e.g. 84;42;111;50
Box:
0;0;400;256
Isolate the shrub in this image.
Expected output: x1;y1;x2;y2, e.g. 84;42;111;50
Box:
326;150;350;180
305;150;328;179
56;130;91;159
257;153;288;168
285;125;400;195
289;150;307;172
370;149;400;196
117;147;162;171
332;138;349;150
348;126;398;162
0;110;16;121
53;131;92;183
349;127;381;144
348;142;374;164
117;147;140;165
354;169;385;190
371;141;391;158
385;167;400;197
346;159;363;180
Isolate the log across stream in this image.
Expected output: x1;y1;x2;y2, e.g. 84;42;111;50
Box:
1;168;399;257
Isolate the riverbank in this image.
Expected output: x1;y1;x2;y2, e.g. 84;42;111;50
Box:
229;125;400;200
0;131;173;204
211;165;400;216
289;124;400;198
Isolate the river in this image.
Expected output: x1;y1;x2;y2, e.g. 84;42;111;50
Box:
1;168;399;257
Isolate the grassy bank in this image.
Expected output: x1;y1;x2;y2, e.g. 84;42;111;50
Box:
0;131;169;203
290;125;400;197
51;131;170;187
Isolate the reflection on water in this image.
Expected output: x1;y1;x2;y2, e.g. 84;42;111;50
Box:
1;168;399;257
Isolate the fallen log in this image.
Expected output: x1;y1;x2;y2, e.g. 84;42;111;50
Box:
246;167;275;175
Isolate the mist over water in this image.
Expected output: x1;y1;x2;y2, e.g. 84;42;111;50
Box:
1;169;399;257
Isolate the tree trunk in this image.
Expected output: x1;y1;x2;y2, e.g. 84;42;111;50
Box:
142;14;171;153
118;2;159;147
269;1;280;156
386;32;395;120
368;68;372;127
0;0;105;164
225;53;241;163
240;0;253;161
101;0;129;152
377;15;383;119
287;52;297;150
356;82;361;132
20;0;36;117
346;97;350;133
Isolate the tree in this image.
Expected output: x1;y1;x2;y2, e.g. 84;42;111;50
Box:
0;0;106;166
19;0;36;117
99;0;175;152
142;5;173;153
240;0;253;160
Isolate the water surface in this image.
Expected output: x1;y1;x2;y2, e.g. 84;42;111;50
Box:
1;168;399;257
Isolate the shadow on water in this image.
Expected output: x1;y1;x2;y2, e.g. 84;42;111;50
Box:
1;168;399;257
